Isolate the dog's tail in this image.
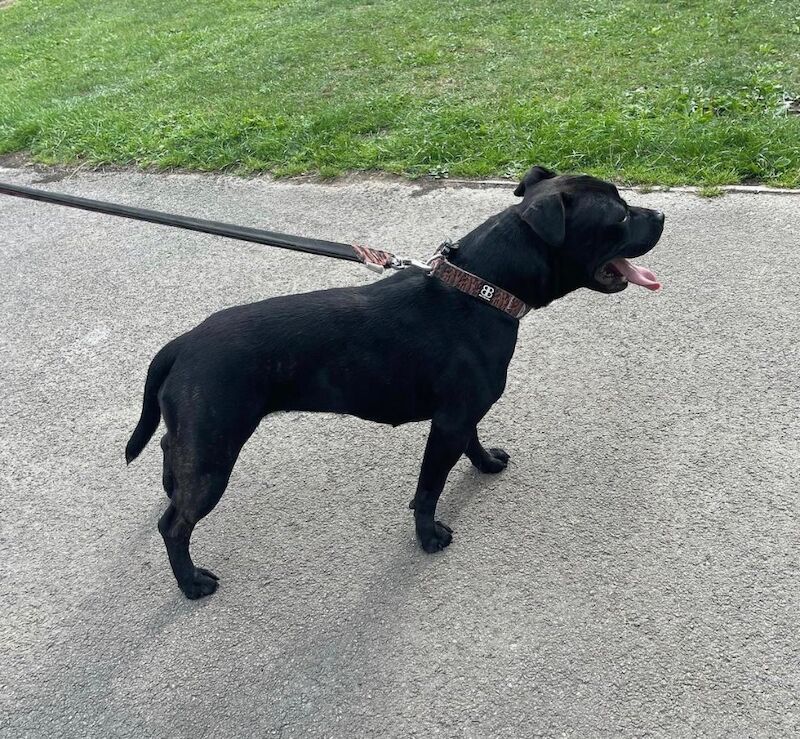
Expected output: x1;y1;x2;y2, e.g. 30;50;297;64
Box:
125;340;180;464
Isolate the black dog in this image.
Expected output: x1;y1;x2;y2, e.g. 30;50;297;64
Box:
126;166;664;599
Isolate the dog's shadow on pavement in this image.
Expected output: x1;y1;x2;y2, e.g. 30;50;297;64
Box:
441;465;495;519
257;463;506;691
19;451;509;721
15;494;218;716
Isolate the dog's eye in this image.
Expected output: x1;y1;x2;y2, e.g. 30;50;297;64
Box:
619;211;630;225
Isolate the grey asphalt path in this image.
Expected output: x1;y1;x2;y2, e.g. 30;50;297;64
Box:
1;166;798;738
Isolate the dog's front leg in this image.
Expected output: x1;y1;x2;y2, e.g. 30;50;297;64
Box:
410;421;472;553
465;429;510;473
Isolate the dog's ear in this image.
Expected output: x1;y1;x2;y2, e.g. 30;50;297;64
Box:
520;193;565;247
513;165;557;197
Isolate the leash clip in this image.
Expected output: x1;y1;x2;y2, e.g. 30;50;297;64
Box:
388;240;459;272
389;255;433;272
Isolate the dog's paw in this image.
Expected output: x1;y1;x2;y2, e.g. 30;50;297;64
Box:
417;520;453;553
473;447;510;474
181;567;219;600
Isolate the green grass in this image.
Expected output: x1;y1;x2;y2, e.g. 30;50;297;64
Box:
697;185;726;197
1;0;799;186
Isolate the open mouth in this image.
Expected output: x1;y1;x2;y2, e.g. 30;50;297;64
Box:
594;257;661;292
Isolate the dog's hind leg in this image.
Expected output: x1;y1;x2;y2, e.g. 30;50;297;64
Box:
160;434;175;498
464;428;510;474
158;499;221;599
157;426;254;599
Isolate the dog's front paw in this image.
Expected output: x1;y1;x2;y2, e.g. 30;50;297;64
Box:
473;447;510;474
416;520;453;553
180;567;219;600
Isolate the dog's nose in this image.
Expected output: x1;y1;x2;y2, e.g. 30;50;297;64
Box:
654;210;665;222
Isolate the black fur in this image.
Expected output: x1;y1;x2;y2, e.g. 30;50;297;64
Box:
127;167;664;599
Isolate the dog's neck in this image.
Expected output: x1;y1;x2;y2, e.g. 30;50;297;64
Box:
446;209;577;310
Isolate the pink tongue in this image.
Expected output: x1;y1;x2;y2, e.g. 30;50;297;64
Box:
610;258;661;291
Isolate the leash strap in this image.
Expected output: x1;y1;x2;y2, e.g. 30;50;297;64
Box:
0;180;530;318
0;180;365;264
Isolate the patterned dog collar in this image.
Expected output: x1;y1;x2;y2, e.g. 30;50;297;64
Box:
427;253;530;320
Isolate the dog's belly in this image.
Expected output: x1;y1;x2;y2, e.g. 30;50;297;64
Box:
276;371;435;427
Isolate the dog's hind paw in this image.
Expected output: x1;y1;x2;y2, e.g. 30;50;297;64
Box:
473;447;510;474
181;567;219;600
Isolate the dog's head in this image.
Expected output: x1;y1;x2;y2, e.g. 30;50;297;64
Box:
514;166;664;294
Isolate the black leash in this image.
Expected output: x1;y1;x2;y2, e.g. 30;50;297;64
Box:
0;180;534;319
0;180;428;272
